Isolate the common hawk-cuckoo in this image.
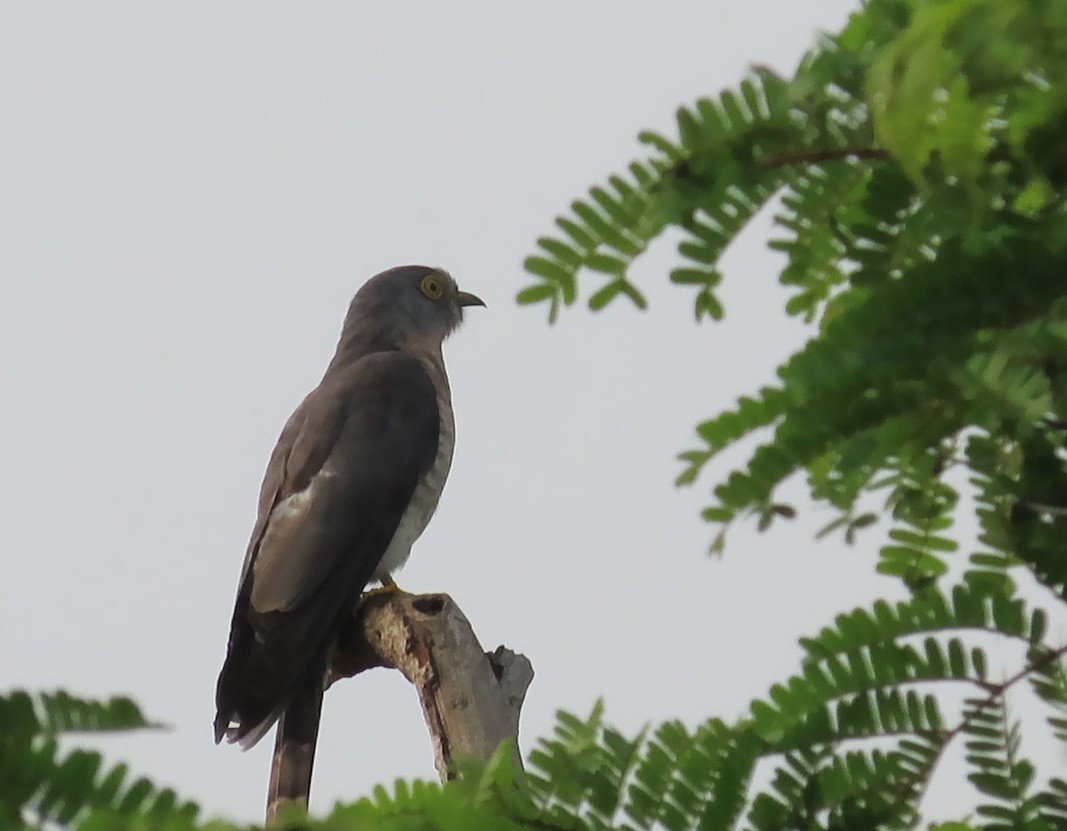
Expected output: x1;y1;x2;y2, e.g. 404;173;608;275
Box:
214;265;483;814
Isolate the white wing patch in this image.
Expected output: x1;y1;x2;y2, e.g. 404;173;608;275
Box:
267;487;314;525
250;468;335;611
264;465;337;526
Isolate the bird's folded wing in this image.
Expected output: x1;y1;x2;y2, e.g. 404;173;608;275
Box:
243;351;440;620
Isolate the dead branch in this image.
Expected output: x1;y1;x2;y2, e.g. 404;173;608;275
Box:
329;590;533;780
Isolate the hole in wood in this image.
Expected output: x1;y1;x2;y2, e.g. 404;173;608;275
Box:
412;595;446;616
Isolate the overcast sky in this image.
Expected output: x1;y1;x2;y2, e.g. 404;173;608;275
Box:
5;2;1056;825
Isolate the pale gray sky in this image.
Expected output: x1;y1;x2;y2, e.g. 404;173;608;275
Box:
6;2;1036;824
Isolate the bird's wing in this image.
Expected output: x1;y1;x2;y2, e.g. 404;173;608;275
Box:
252;351;438;611
215;350;439;745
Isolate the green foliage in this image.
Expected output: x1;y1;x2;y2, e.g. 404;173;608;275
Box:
291;585;1067;830
0;690;200;830
507;0;1067;828
263;585;1067;831
521;0;1067;596
520;0;1067;545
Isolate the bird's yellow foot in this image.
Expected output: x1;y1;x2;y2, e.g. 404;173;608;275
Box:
359;575;405;603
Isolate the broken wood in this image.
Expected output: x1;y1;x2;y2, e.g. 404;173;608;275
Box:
328;590;533;781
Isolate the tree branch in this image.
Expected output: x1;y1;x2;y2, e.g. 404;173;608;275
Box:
328;590;534;780
756;146;890;169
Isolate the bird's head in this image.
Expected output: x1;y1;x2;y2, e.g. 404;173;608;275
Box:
341;265;485;353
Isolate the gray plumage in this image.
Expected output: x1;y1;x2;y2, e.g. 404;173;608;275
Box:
214;265;483;818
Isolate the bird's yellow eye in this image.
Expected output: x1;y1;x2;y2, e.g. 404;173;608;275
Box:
420;275;444;300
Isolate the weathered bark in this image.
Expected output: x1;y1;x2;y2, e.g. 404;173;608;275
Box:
328;590;534;780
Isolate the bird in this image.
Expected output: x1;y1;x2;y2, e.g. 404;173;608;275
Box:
214;265;484;819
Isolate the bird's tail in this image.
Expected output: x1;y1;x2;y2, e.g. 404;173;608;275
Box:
266;682;324;826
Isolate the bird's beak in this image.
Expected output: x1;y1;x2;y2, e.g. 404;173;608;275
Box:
457;290;486;308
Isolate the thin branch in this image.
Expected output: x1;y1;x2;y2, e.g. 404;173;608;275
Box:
893;642;1067;821
1017;499;1067;518
757;146;890;169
